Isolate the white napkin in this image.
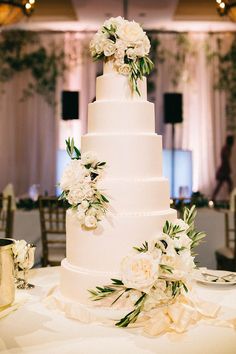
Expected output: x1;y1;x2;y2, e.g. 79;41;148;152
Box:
2;183;16;211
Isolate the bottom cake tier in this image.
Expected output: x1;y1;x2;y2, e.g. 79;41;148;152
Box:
60;209;177;305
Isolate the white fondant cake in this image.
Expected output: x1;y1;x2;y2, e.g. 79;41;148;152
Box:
60;61;176;305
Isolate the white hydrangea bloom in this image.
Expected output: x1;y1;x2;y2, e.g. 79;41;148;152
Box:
60;159;82;191
81;151;98;167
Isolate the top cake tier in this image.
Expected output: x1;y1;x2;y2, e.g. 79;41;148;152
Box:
96;61;147;102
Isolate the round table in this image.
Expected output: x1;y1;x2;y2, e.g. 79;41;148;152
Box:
0;267;236;354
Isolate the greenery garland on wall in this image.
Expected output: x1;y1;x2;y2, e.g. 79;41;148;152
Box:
206;33;236;132
147;32;196;96
0;30;66;106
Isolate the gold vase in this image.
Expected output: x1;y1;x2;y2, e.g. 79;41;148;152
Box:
0;239;15;308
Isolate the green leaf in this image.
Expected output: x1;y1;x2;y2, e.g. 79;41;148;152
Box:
111;278;124;286
183;205;197;229
188;229;206;249
163;220;185;238
160;264;173;273
101;194;109;203
115;293;147;327
133;241;148;253
97;161;106;167
65;137;81;160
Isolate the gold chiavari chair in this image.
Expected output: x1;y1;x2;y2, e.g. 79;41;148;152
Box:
0;195;14;238
215;196;236;271
39;196;66;267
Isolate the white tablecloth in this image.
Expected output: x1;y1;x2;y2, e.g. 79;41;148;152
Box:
0;267;236;354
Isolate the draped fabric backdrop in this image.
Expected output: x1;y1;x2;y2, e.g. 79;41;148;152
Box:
0;32;97;196
0;70;56;196
153;32;235;198
0;30;235;198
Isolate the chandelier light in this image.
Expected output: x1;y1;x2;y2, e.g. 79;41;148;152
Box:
0;0;36;26
216;0;236;22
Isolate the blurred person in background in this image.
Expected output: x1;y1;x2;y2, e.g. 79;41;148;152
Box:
212;135;234;201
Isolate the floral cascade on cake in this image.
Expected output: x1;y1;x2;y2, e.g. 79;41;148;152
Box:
90;16;154;94
59;138;109;229
88;206;208;333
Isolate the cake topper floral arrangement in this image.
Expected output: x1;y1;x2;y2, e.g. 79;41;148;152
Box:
59;138;109;229
89;16;154;95
89;206;206;333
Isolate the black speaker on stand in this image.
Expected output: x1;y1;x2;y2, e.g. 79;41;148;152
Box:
164;93;183;197
61;91;79;120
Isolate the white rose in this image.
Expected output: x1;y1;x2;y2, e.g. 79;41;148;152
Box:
175;250;195;274
117;20;145;44
134;43;145;57
67;189;82;206
134;37;150;57
114;58;124;69
114;48;125;60
77;210;85;223
173;233;192;250
81;200;89;210
103;39;116;57
126;47;136;60
161;254;176;270
118;64;130;75
12;240;28;264
87;207;97;216
143;36;151;54
121;253;160;293
161;250;195;282
96;209;104;220
84;186;94;200
103;16;124;31
114;39;127;60
81;151;98;167
84;215;97;229
77;188;87;201
90;33;107;55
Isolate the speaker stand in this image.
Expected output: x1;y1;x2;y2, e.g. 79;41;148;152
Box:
171;123;175;198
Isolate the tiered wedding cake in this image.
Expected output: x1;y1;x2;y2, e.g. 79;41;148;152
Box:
55;18;214;335
60;19;177;306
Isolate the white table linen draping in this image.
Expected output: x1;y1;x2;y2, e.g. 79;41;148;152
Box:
0;267;236;354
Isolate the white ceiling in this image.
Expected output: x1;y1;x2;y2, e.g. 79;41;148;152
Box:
10;0;236;32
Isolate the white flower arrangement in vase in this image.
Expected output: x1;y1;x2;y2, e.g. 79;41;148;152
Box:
12;239;36;289
89;206;206;328
89;16;154;94
59;138;109;229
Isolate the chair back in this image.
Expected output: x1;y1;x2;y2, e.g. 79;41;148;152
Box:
225;196;236;259
216;195;236;271
0;195;14;238
39;196;67;267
